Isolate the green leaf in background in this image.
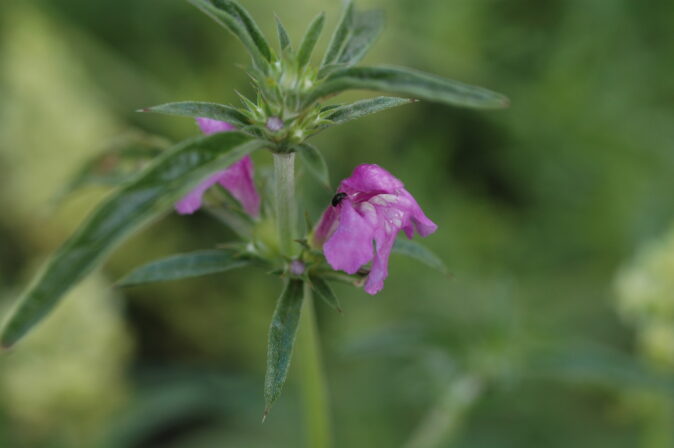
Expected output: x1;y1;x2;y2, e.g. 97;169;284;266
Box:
321;0;354;66
527;344;674;394
117;249;252;287
393;238;448;275
139;101;250;128
55;133;169;202
297;12;326;69
296;143;330;187
264;279;305;416
323;96;413;127
305;66;510;109
309;276;342;313
188;0;270;70
0;132;266;349
337;9;385;66
275;15;292;52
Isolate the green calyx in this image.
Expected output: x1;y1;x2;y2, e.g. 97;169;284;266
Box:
177;0;508;155
238;56;333;151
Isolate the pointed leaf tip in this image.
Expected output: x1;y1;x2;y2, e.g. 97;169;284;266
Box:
140;101;249;127
392;238;448;275
310;276;342;313
264;279;305;410
297;12;326;68
305;66;510;110
322;0;355;66
275;15;292;51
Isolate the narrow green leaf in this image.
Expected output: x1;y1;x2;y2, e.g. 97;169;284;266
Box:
236;91;263;118
337;9;385;65
140;101;249;127
321;0;354;66
117;250;251;287
218;0;273;62
320;270;363;286
310;276;342;312
324;96;412;125
0;132;266;348
317;63;345;79
296;143;329;187
305;65;510;109
297;12;326;68
275;15;292;51
264;279;305;413
392;238;448;275
319;104;342;113
56;136;168;201
188;0;269;70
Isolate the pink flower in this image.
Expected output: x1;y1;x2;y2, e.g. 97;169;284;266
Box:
314;164;437;294
175;118;260;217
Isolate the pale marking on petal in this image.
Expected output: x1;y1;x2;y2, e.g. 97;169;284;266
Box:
358;202;378;224
370;196;389;206
359;202;376;214
379;194;398;203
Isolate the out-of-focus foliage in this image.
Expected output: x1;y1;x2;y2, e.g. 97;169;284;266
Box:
0;275;132;447
1;0;674;447
617;227;674;368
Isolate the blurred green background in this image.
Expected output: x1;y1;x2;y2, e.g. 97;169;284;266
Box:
1;0;674;447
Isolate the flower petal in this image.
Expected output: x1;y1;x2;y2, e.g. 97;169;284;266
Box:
196;117;236;135
217;155;260;217
175;118;260;217
364;230;396;295
324;201;375;274
175;171;224;215
341;164;404;195
400;192;438;238
313;206;339;247
315;163;439;294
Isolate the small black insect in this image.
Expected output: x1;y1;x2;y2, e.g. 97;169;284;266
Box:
331;192;348;207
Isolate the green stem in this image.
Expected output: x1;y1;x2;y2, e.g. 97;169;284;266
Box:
404;374;482;448
273;152;297;257
272;151;331;445
297;284;333;448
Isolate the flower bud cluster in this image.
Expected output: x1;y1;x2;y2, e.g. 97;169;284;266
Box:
232;53;334;151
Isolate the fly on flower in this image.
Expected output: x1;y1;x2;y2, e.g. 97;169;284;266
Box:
314;164;437;294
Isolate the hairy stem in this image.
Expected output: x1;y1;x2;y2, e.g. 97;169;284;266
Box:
273;152;297;257
297;284;333;448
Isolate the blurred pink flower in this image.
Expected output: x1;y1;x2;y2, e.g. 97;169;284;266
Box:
175;118;260;217
314;164;437;294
